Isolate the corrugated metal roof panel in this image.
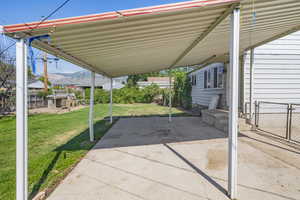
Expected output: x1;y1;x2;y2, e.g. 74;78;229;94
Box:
3;0;300;77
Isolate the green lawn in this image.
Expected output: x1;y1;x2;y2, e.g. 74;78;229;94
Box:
0;104;184;200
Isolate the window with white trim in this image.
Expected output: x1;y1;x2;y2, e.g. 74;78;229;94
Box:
204;70;208;88
191;74;197;85
203;66;224;89
213;67;218;88
217;67;224;88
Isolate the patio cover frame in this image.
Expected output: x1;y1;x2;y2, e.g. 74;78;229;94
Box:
14;8;240;199
4;0;300;199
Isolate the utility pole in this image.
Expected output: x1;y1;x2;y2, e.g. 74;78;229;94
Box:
43;52;48;92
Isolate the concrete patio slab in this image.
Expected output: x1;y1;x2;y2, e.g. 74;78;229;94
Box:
48;117;300;200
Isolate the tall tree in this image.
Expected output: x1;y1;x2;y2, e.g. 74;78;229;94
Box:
127;71;164;87
0;47;16;114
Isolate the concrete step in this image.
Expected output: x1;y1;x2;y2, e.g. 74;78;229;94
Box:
239;118;252;131
201;109;252;133
215;118;228;133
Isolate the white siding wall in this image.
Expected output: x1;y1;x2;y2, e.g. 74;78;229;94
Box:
190;63;225;107
244;31;300;113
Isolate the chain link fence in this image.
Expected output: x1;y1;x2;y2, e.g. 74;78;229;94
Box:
253;101;300;143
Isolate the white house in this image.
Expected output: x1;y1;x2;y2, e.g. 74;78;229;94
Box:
137;77;174;89
189;63;226;109
102;80;125;91
243;31;300;113
190;31;300;115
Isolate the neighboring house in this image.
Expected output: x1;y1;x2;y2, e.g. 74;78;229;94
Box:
189;31;300;114
27;80;48;109
76;81;104;90
28;80;45;91
137;77;174;88
102;80;125;91
51;79;78;88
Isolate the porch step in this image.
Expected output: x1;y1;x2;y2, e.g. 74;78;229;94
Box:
201;109;251;133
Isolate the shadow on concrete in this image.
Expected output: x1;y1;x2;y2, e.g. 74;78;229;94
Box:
29;119;114;199
30;116;300;200
164;141;299;200
163;143;228;196
29;115;198;199
93;116;235;150
243;133;300;155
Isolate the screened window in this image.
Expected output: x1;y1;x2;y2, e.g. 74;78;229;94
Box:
213;67;218;88
191;74;197;85
203;66;224;89
204;71;207;88
207;70;211;88
218;67;224;88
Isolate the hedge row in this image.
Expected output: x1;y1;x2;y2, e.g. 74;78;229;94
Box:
84;84;161;104
84;72;192;109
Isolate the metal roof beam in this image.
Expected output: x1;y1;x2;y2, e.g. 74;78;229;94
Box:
16;31;111;77
169;3;239;69
32;39;110;77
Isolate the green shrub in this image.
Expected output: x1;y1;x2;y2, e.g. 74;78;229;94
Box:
161;88;173;106
83;74;191;109
142;84;160;103
161;72;192;109
173;71;192;109
84;84;161;104
37;89;52;97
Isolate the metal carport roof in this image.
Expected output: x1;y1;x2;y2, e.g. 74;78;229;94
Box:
3;0;300;77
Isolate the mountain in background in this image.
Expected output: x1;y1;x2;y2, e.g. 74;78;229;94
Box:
48;70;127;86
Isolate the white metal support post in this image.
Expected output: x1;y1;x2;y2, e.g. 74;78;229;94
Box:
89;71;95;142
24;40;28;200
16;38;28;200
168;69;172;122
228;6;240;200
109;78;113;123
249;48;254;120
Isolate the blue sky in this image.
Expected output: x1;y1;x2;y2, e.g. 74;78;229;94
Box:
1;0;184;74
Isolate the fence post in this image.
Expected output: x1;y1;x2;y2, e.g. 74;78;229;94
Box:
288;104;293;140
285;104;290;140
256;101;259;127
254;101;258;128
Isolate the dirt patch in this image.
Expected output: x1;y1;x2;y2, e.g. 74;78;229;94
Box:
43;126;86;147
57;129;79;144
29;105;87;115
206;149;227;170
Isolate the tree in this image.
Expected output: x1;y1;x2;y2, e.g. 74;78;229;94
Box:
173;71;192;109
38;76;52;86
0;45;16;114
127;71;164;87
0;38;35;114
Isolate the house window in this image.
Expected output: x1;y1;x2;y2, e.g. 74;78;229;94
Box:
204;70;211;88
191;74;197;86
203;66;224;89
207;70;211;88
218;67;224;88
213;67;218;88
204;71;207;88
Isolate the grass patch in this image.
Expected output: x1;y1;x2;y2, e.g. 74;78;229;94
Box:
0;103;184;200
